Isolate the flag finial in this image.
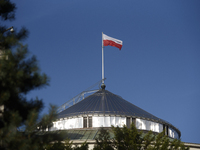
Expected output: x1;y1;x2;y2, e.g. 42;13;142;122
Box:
101;83;106;90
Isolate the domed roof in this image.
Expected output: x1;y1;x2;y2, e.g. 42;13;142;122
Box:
58;89;162;122
57;88;180;136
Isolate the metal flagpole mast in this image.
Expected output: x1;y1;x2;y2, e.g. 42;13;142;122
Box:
102;32;104;84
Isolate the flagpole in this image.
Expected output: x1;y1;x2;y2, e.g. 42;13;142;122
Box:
102;32;104;84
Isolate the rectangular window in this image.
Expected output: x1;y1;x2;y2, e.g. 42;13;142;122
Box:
132;118;136;126
83;117;87;128
163;124;168;135
89;117;92;127
127;117;130;128
166;126;169;136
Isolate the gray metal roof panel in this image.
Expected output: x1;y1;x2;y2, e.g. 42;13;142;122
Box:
58;90;161;121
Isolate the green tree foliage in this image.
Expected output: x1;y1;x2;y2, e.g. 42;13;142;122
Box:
73;142;88;150
111;124;189;150
93;127;114;150
0;0;28;50
45;139;73;150
94;124;189;150
112;124;143;150
0;30;64;150
0;0;66;149
44;139;88;150
0;0;16;21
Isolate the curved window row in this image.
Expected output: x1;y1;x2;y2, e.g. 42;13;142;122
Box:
93;116;126;127
51;116;127;130
136;118;163;133
50;116;179;139
168;127;179;139
51;117;83;130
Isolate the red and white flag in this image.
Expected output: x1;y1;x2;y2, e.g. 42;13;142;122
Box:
103;33;123;50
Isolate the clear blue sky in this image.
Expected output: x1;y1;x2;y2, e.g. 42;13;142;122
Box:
6;0;200;144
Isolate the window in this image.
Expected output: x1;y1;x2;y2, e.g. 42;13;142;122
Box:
83;117;87;128
163;124;168;135
89;117;92;127
132;118;136;126
127;117;130;128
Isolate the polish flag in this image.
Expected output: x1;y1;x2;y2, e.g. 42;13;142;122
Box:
103;33;123;50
